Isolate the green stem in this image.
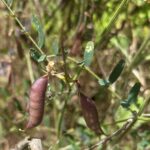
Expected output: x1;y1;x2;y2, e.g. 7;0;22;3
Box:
97;0;128;46
129;34;150;69
57;64;83;138
114;96;150;144
68;57;100;80
47;55;121;99
25;53;34;83
103;118;131;126
1;0;44;55
68;57;121;99
138;96;150;116
57;95;68;138
104;116;150;126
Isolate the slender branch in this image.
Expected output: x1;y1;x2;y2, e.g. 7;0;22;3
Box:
88;118;134;150
96;0;128;49
67;56;121;99
89;95;150;149
25;53;34;83
1;0;44;55
138;97;150;116
47;55;121;99
57;64;84;138
129;33;150;69
57;94;69;138
103;118;132;126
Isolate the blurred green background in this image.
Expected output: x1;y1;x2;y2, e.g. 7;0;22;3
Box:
0;0;150;149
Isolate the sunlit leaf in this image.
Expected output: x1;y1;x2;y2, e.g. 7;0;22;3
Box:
121;82;141;108
32;15;45;48
108;59;125;84
84;41;94;66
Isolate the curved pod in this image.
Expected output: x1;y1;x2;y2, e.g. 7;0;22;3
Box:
26;75;48;129
77;81;104;135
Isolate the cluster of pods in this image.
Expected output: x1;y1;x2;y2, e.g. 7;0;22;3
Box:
26;75;104;135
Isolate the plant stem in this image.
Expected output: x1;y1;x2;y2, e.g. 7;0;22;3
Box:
129;33;150;69
25;53;34;83
57;63;83;138
97;0;128;48
1;0;44;55
89;95;150;149
138;96;150;116
67;56;121;99
57;95;68;138
47;55;121;99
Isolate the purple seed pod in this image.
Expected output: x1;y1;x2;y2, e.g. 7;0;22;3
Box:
26;75;48;129
77;81;104;135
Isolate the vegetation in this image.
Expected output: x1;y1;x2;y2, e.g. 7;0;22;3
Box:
0;0;150;149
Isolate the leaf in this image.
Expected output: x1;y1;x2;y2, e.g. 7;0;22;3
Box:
30;48;41;62
121;82;141;108
98;79;110;87
31;15;45;48
52;39;59;55
108;59;125;84
128;82;141;101
37;54;46;62
83;41;94;66
6;0;13;6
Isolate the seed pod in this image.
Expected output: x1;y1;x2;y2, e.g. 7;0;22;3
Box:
26;75;48;129
77;81;104;135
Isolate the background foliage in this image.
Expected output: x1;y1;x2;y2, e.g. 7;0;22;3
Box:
0;0;150;149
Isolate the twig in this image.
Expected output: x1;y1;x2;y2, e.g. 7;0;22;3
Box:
25;52;34;83
96;0;128;50
87;118;134;150
1;0;44;55
129;33;150;69
47;55;121;99
89;96;150;149
67;56;121;99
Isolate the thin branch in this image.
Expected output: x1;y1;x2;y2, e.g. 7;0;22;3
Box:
89;96;150;149
25;52;34;83
129;33;150;69
96;0;128;50
1;0;44;55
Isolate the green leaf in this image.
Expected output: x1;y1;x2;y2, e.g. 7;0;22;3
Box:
52;39;59;55
128;82;141;101
84;41;94;66
37;54;46;62
121;82;141;108
98;79;110;87
30;48;46;63
6;0;13;6
31;15;45;48
30;48;41;62
108;59;125;84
